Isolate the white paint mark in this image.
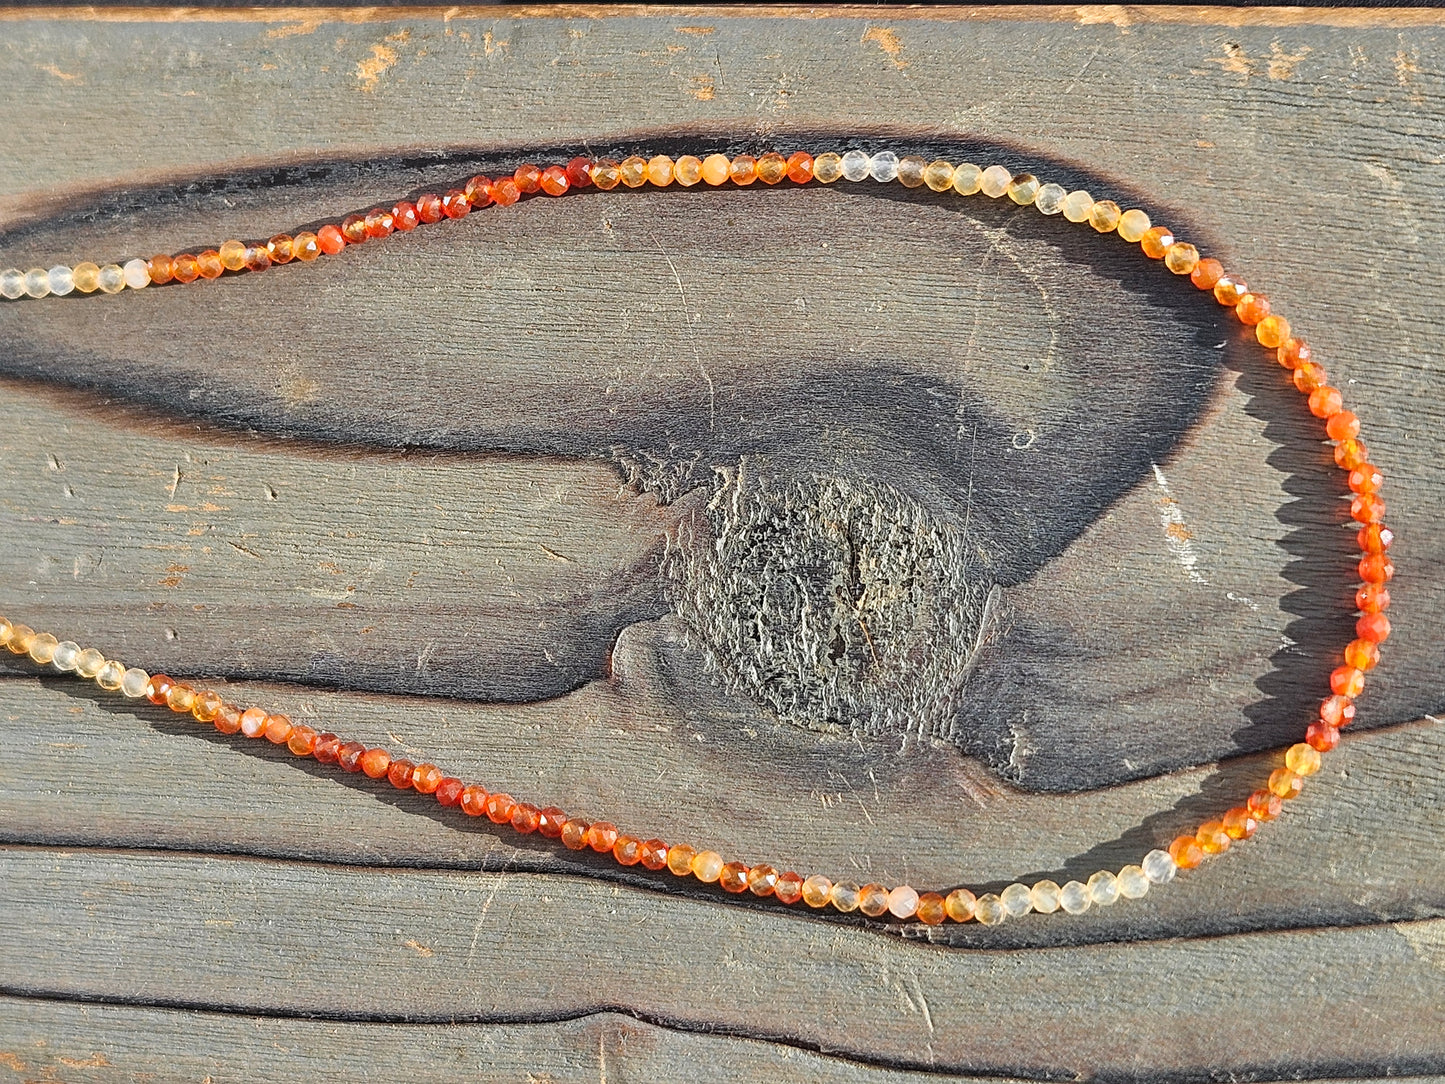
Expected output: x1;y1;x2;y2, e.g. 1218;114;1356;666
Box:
1151;462;1207;584
1227;591;1259;611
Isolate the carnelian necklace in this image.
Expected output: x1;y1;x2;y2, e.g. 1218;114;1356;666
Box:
0;147;1395;926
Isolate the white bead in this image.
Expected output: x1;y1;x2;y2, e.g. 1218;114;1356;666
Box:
886;884;919;919
1030;879;1062;914
1059;880;1091;914
120;667;150;698
51;641;81;672
122;259;151;290
868;151;899;183
1087;870;1120;906
47;265;75;296
1000;882;1033;917
1142;848;1178;884
1117;865;1151;900
23;268;50;299
973;893;1006;925
97;264;125;294
980;165;1012;198
1034;183;1066;215
840;150;871;182
0;269;23;299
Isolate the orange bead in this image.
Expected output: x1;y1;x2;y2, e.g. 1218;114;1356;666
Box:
1235;293;1269;325
1348;464;1384;495
1163;242;1200;275
585;821;618;852
756;152;787;185
1190;258;1224;290
1344;638;1380;671
1269;767;1304;800
147;254;175;285
1169;835;1205;869
590;160;621;190
540;165;570;196
511;803;541;834
645;155;674;186
1356;612;1391;643
1308;387;1342;419
413;763;442;793
145;674;174;706
171;253;201;283
364;207;394;238
513;163;542;193
665;843;696;875
386;758;415;788
1334;438;1369;470
1293;362;1327;394
263;713;294;744
441;190;471;219
1247;788;1283;821
729;155;758;185
359;746;390;777
700;153;730;186
673;155;702;186
612;836;641;865
719;862;750;893
618;156;648;188
1213;276;1247;307
1319;694;1356;728
1330;665;1365;697
434;778;463;806
944;888;976;922
244;245;271;272
491;178;522;207
1196;820;1231;854
214;703;243;735
167;684;197;714
284;724;316;756
1325;410;1360;441
460;785;488;817
191;690;223;723
1359;553;1395;583
1351;494;1386;524
340;215;368;244
560;819;588;849
639;838;669;870
858;883;890;917
240;707;268;739
1305;721;1340;752
1222;807;1258;840
747;864;779;896
392;202;419;230
196;250;224;279
774;870;805;904
265;235;295;264
415;193;444;222
292;233;321;261
485;792;517;825
1139;226;1174;258
916;892;947;925
316;225;346;255
1276;338;1311;369
785;151;814;183
1357;524;1394;555
538;807;567;838
463;176;492;208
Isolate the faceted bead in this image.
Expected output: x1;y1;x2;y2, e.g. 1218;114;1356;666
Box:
266;714;296;745
540;165;569;196
441;191;471;219
944;888;976;922
415;193;445;222
214;703;243;735
1059;189;1093;221
73;262;102;292
487;793;518;825
1116;208;1151;242
1214;276;1248;307
785;152;814;183
639;839;669;870
165;683;197;713
675;155;703;186
1000;882;1033;916
1196;821;1231;854
1294;362;1328;394
1235;293;1270;325
340;216;368;244
1117;865;1150;899
613;836;641;865
691;850;723;882
617;156;648;187
560;819;589;849
266;236;295;264
1169;836;1205;869
75;647;105;677
645;155;674;186
3;624;32;654
1305;721;1340;752
1320;695;1357;727
1140;226;1174;258
951;164;983;195
147;255;175;284
364;207;395;238
1168;241;1204;275
840;150;871;182
896;155;926;188
801;875;833;907
966;894;1003;926
511;803;541;834
1286;742;1323;776
1344;638;1381;672
1351;494;1386;524
52;641;80;672
0;269;22;299
387;758;416;788
216;239;247;271
145;674;174;704
1088;199;1122;232
591;160;622;190
434;778;464;807
336;740;366;771
811;152;843;183
1326;411;1360;440
238;707;267;739
718;862;750;893
566;157;595;187
244;246;271;272
1190;257;1224;290
748;864;779;896
868;151;899;182
1277;338;1311;368
96;660;126;691
313;225;343;256
979;165;1012;198
1359;554;1395;583
26;633;58;665
409;763;441;793
513;163;543;193
1256;315;1290;349
537;807;567;837
858;883;890;917
830;881;861;912
1269;767;1304;800
1357;611;1391;642
287;725;318;756
756;152;788;185
1142;849;1178;884
1357;582;1391;613
313;733;341;764
729;155;758;185
916;891;947;924
460;785;488;817
699;154;730;185
1030;880;1062;913
1335;439;1370;471
292;233;321;261
1087;870;1121;904
1308;387;1343;419
392;202;420;230
1222;807;1258;840
1059;881;1091;914
1331;665;1366;697
1248;789;1284;821
1006;173;1040;205
666;843;696;875
122;259;150;289
191;251;222;280
490;179;521;207
192;689;223;722
97;264;126;293
1034;182;1066;214
887;884;920;918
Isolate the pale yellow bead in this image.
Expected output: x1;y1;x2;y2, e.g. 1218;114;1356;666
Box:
0;618;11;646
1034;183;1066;215
1006;173;1040;206
922;160;954;192
51;640;80;672
1286;742;1322;776
96;659;126;690
1117;208;1152;243
951;163;982;195
979;165;1012;198
674;155;702;186
690;849;724;882
1089;199;1123;233
973;893;1006;925
801;874;832;907
1059;880;1091;914
811;152;843;184
1000;882;1034;917
75;647;106;678
219;240;248;272
1031;880;1063;914
120;666;150;698
1117;865;1151;900
27;632;58;665
1060;190;1094;223
896;156;927;188
72;262;101;293
830;880;861;912
1087;869;1120;905
646;155;675;186
97;264;125;294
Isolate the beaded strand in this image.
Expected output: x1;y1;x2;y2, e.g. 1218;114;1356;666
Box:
0;147;1393;926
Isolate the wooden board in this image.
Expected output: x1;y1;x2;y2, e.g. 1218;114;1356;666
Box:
0;6;1442;1081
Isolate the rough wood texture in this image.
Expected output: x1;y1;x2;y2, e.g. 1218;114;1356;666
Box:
0;6;1442;1081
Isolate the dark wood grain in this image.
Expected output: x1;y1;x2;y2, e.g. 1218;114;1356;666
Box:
0;6;1442;1081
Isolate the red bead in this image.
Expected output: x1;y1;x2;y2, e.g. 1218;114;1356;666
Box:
565;157;594;187
435;777;465;807
513;163;542;193
490;178;521;207
313;733;341;764
774;870;805;904
464;175;493;208
359;747;391;779
1305;721;1340;752
460;785;488;817
1359;554;1395;583
638;838;669;870
337;741;367;772
1356;612;1391;643
1320;694;1356;728
540;165;570;196
317;225;346;255
1357;524;1394;554
415;193;444;223
441;190;471;219
538;807;568;838
485;792;516;824
1356;583;1390;613
340;215;368;244
364;208;394;239
510;803;541;834
1330;665;1365;697
1350;494;1385;524
391;202;420;231
387;758;416;789
145;674;175;706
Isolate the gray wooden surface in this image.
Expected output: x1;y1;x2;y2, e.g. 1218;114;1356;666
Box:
0;6;1442;1081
